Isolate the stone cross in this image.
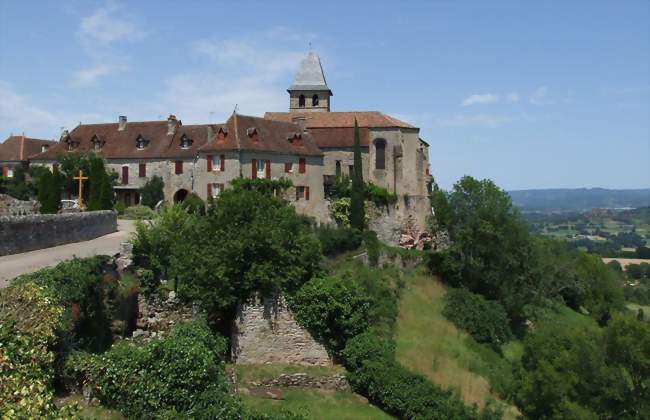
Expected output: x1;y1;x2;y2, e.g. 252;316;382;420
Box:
73;170;88;209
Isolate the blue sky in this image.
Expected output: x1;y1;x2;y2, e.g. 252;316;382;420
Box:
1;1;648;190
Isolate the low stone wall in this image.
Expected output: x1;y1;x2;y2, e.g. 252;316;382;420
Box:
232;294;331;366
0;210;117;256
256;373;350;392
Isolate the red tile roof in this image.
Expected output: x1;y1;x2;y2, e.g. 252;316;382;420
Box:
0;136;56;161
200;113;322;156
264;111;415;129
30;114;322;162
307;127;371;148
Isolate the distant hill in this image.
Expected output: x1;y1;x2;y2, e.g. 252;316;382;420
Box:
508;188;650;213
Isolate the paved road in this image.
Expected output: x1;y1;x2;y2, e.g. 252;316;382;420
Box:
0;220;136;288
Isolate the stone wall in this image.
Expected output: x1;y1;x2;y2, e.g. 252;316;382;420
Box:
0;193;40;217
0;210;117;256
256;373;350;392
232;294;331;366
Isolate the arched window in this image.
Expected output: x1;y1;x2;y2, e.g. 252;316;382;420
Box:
298;94;305;108
312;94;319;106
375;139;386;170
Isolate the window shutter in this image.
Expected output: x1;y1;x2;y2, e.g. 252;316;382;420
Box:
265;160;271;179
122;166;128;185
284;162;291;173
207;155;212;171
175;161;183;174
220;154;225;171
305;186;310;200
139;163;146;177
207;183;212;197
219;183;225;193
299;158;306;173
251;159;257;179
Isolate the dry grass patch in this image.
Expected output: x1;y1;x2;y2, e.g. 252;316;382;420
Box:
394;272;518;418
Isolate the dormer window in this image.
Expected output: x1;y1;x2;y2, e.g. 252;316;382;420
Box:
287;132;303;147
180;134;193;149
135;135;148;150
41;145;49;153
67;140;80;151
247;127;259;143
217;127;228;142
91;134;105;151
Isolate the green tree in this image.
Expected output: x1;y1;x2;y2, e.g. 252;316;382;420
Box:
98;171;114;210
86;157;104;210
37;169;61;214
349;119;365;230
139;175;164;209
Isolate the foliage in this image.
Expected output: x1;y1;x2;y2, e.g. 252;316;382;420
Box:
330;197;370;228
139;175;165;208
442;288;512;348
363;230;381;266
137;268;158;297
0;283;75;418
181;192;205;215
114;201;125;215
349;119;365;230
231;177;293;195
365;182;397;207
122;204;155;220
291;276;372;356
342;333;501;420
315;225;362;256
515;314;650;419
573;253;625;325
37;168;63;213
63;321;242;419
87;156;107;210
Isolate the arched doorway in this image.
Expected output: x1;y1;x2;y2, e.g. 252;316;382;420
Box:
173;189;188;203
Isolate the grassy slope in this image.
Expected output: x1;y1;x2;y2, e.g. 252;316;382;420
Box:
394;270;519;418
235;364;393;419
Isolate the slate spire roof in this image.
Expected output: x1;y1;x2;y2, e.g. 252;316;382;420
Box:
288;52;332;94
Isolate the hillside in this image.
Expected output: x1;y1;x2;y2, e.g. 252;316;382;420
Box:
508;188;650;212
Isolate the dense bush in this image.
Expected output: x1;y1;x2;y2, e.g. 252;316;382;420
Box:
63;322;241;419
122;204;155;220
291;276;371;355
515;315;650;419
442;288;512;348
139;175;164;208
316;225;362;255
181;192;205;215
365;182;397;207
342;333;501;420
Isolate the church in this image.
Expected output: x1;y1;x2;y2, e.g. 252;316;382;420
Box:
30;52;432;227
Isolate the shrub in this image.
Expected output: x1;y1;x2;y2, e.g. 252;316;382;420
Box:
137;268;158;297
122;204;155;220
365;182;397;207
316;225;362;256
139;175;165;209
291;276;372;355
114;201;125;215
181;192;205;215
363;230;381;266
442;288;512;348
63;322;241;419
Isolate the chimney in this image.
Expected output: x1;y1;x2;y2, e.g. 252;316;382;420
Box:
167;114;179;136
60;129;70;142
207;125;215;142
118;116;127;131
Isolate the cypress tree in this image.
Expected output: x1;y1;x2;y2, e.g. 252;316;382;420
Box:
87;156;104;211
350;118;365;230
37;169;61;214
98;172;114;210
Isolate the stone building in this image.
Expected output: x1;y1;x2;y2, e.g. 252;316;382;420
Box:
28;51;432;228
0;135;55;178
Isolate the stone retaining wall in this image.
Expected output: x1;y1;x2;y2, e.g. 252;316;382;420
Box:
256;373;350;392
232;294;331;366
0;210;117;256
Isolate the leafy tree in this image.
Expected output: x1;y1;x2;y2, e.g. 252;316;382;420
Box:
349;119;365;230
139;175;164;209
180;192;205;215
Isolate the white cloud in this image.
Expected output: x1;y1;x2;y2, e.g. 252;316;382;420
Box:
529;86;552;105
157;27;315;123
505;92;520;103
0;81;103;138
71;1;142;86
461;93;500;106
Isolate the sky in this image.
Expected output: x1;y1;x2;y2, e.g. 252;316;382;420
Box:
1;1;648;190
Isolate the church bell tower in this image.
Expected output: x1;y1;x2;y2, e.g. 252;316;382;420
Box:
288;52;332;112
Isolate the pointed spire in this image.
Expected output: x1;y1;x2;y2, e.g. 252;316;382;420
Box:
288;51;331;94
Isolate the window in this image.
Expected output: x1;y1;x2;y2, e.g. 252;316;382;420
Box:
136;136;147;150
5;167;14;178
220;154;225;171
298;94;305;108
312;94;319;106
296;186;310;201
180;134;193;149
285;162;293;173
175;161;183;175
122;166;129;185
139;163;146;178
375;138;386;170
257;159;269;178
335;160;341;178
208;183;224;198
299;158;306;173
207;155;213;171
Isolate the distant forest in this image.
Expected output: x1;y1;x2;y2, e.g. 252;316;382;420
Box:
508;188;650;212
